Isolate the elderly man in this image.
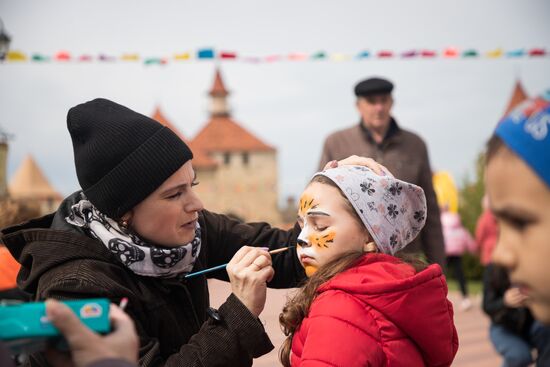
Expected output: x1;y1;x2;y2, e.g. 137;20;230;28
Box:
318;77;445;267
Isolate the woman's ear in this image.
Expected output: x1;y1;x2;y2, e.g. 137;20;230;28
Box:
119;211;133;229
363;241;378;253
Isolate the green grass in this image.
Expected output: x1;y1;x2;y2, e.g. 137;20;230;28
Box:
446;279;483;295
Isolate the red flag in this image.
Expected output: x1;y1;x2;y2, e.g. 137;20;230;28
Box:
529;48;546;56
443;47;459;58
421;50;437;58
220;51;237;59
55;51;71;61
377;50;393;58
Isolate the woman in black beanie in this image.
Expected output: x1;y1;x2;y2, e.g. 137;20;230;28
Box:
1;98;306;367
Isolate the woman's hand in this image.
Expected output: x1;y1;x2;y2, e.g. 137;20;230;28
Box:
45;300;139;367
323;155;391;176
226;246;274;317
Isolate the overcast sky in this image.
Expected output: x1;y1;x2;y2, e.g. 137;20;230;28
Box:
1;0;549;206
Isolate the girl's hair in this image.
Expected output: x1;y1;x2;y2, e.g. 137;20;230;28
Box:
278;252;365;367
278;174;427;366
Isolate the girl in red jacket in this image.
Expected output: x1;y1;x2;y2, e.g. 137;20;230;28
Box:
279;165;459;367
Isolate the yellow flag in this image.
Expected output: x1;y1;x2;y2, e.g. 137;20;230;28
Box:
121;54;140;61
174;52;191;61
6;50;27;61
486;48;503;58
432;171;459;213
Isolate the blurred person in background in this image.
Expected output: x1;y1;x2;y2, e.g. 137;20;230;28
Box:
476;194;499;266
483;264;550;367
440;205;477;311
318;76;445;268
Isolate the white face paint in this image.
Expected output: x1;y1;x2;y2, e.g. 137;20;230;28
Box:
296;222;317;259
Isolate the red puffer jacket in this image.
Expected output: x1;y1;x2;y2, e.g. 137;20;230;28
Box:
290;254;459;366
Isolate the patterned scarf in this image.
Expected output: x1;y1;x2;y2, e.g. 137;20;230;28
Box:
65;197;201;278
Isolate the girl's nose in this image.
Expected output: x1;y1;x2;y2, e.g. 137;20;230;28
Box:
297;238;310;248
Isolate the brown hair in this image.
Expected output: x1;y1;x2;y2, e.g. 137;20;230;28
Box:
485;134;508;164
278;175;427;366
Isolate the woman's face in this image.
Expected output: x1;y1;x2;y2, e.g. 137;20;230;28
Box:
296;182;369;277
127;161;204;247
487;148;550;324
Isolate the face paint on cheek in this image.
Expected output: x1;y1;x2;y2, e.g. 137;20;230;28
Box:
297;223;319;277
309;231;336;249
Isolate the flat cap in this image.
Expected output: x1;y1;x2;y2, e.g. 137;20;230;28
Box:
354;77;394;97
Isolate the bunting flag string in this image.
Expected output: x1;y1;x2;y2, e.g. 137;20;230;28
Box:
2;47;548;65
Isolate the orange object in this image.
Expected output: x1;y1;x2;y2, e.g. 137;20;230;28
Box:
0;246;20;291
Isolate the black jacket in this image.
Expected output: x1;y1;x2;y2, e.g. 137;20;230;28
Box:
482;263;533;337
1;192;306;367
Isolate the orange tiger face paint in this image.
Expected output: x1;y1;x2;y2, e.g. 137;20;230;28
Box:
298;194;316;218
296;182;369;277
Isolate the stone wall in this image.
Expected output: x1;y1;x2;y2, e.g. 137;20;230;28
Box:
194;150;281;225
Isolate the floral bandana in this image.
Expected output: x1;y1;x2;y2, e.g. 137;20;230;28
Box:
314;165;427;255
66;197;201;278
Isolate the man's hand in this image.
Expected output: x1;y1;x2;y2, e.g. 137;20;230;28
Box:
45;299;139;367
323;155;391;176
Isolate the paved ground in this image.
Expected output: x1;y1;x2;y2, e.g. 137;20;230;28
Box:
208;279;502;366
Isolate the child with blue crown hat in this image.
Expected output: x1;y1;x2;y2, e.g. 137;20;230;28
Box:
486;90;550;365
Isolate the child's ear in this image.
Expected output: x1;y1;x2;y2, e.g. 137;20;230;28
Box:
363;241;378;253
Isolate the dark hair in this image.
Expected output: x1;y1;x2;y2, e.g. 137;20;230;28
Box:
485;134;507;164
278;174;427;366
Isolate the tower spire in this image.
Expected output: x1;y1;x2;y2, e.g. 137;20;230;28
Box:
208;68;231;117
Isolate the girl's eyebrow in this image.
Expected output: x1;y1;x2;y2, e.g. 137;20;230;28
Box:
307;211;330;217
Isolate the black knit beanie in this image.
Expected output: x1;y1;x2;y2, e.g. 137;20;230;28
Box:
67;98;193;219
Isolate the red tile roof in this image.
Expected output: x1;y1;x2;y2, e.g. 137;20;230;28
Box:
191;116;275;152
151;106;217;169
503;80;529;116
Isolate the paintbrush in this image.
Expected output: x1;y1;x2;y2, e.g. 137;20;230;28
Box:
185;246;295;279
